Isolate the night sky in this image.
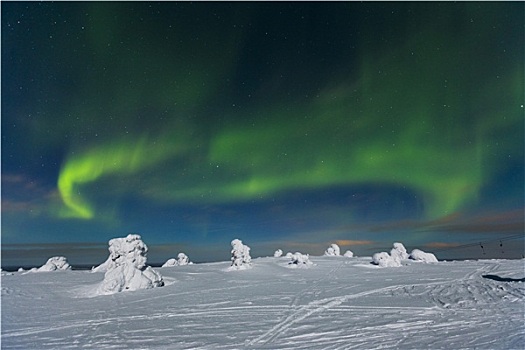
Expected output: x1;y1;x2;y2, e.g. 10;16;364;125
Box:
2;2;524;266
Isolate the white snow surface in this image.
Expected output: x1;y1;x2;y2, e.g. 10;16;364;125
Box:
2;257;524;349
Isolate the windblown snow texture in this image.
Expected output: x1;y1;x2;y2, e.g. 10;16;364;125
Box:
1;257;524;349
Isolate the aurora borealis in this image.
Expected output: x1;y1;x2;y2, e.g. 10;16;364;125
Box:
2;2;524;266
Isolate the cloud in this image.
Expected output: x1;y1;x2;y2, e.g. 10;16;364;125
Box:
424;242;461;249
1;242;109;268
1;173;60;216
334;239;374;247
1;199;38;214
365;209;524;235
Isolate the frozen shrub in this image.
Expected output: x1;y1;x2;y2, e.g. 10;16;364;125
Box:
97;234;164;294
287;252;313;268
410;249;438;263
324;243;341;256
343;250;354;258
285;252;293;259
372;252;401;267
32;256;71;272
390;242;410;260
230;239;252;270
274;249;283;257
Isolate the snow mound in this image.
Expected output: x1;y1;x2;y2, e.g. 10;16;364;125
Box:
162;258;178;267
229;239;252;270
162;253;192;267
390;242;410;260
96;234;164;294
274;249;283;257
30;256;71;272
410;249;438;263
324;243;341;256
372;252;402;267
287;252;313;268
343;250;354;258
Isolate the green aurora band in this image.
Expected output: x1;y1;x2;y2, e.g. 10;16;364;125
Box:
57;64;522;221
58;134;187;219
56;5;523;222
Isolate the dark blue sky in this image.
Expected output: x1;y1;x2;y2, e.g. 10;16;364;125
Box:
2;2;524;266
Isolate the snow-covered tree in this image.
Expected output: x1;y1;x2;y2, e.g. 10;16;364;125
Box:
274;249;283;257
177;252;191;266
343;250;354;258
372;252;401;267
410;249;438;263
324;243;341;256
390;242;410;260
97;234;164;294
162;252;192;267
230;239;252;270
31;256;71;272
287;252;313;268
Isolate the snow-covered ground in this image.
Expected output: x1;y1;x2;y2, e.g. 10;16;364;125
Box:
2;256;524;349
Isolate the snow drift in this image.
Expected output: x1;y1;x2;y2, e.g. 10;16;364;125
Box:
96;234;164;294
